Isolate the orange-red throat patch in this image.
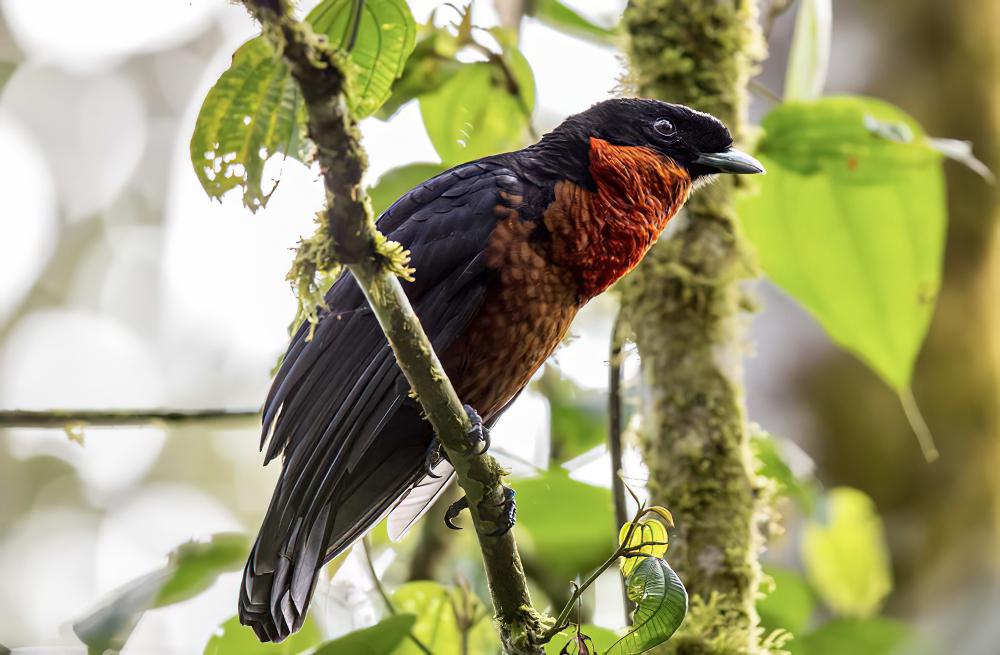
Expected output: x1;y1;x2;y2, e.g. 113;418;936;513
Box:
544;137;692;299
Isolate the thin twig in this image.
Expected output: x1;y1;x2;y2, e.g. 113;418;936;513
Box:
362;537;433;655
0;409;259;429
607;313;634;619
763;0;795;41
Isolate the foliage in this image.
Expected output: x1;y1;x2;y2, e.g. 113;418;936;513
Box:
544;625;619;655
74;533;249;655
368;162;448;215
618;518;669;577
527;0;618;45
204;615;322;655
391;581;497;654
190;0;416;210
789;618;911;655
314;615;416;654
802;487;893;618
514;468;615;580
738;96;947;392
784;0;831;101
535;365;609;463
606;557;688;655
758;566;815;636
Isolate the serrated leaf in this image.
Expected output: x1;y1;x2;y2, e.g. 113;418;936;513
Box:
306;0;417;118
190;38;309;211
736;97;946;390
529;0;618;44
74;533;250;655
802;487;892;618
190;0;415;209
204;615;321;655
313;614;415;654
784;0;831;101
419;44;535;164
368;162;449;215
619;520;668;577
391;582;497;654
514;469;615;580
606;558;688;655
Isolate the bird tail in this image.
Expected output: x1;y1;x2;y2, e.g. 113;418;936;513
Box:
238;498;334;643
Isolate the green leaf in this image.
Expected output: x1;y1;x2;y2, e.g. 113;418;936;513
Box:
190;0;415;209
306;0;417;118
736;97;946;390
758;566;815;635
314;615;416;654
529;0;618;44
391;582;497;655
789;618;911;655
368;162;449;216
784;0;831;101
752;432;819;513
606;558;688;655
802;487;893;618
543;625;619;655
535;366;607;463
375;28;464;120
419;45;535;164
514;469;615;580
190;38;309;211
204;615;321;655
74;533;250;655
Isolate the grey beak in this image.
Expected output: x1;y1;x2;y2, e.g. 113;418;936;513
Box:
694;147;765;174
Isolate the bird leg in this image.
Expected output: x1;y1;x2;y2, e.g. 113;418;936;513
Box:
444;485;517;537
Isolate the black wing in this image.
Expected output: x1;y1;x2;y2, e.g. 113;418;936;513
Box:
239;161;522;642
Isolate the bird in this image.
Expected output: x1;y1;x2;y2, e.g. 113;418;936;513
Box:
238;97;764;642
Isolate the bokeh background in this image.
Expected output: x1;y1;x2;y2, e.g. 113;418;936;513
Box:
0;0;996;653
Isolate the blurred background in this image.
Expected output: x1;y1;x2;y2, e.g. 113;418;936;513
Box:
0;0;995;653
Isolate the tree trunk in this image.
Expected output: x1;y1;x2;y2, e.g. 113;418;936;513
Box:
621;1;766;652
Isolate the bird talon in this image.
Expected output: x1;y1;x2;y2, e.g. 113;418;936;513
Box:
423;439;444;478
444;496;470;530
463;404;490;455
485;486;517;537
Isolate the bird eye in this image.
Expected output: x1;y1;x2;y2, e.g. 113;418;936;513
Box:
654;118;676;137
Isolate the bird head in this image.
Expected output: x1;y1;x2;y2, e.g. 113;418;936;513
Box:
546;98;765;182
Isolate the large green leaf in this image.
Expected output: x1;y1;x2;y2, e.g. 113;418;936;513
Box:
368;162;449;216
737;97;947;390
419;44;535;165
391;582;497;654
758;566;815;635
529;0;617;44
606;557;688;655
190;0;415;209
306;0;417;118
784;0;831;100
514;469;615;580
802;487;892;618
544;625;619;655
74;533;249;655
789;618;911;655
204;615;321;655
190;37;309;210
314;615;416;655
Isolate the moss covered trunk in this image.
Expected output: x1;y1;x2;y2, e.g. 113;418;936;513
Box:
621;1;765;652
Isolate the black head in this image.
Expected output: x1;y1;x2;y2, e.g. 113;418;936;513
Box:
543;98;764;181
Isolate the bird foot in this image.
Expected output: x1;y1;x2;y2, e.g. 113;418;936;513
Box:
443;485;516;537
423;439;444;478
462;404;490;455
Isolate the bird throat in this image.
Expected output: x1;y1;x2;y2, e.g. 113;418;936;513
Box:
543;137;692;300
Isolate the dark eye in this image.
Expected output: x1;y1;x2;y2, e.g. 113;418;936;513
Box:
654;118;676;137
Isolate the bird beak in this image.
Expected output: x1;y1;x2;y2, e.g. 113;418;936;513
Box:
694;147;765;174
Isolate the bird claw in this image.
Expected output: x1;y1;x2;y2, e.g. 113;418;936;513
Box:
463;404;490;455
423;439;444;478
442;486;516;537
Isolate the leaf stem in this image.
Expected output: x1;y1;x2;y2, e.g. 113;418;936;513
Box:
899;387;940;462
0;408;259;428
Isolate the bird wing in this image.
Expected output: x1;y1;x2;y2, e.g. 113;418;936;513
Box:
240;161;524;642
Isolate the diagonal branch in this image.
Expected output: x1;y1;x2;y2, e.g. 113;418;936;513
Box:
237;2;545;652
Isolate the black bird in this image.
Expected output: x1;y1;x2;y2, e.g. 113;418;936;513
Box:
239;98;763;641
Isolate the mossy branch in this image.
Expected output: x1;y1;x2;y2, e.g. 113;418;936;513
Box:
238;1;545;652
